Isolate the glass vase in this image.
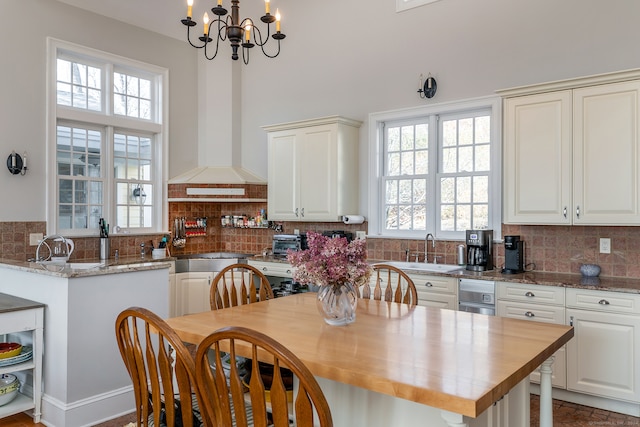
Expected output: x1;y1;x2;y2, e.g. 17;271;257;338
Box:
316;282;358;326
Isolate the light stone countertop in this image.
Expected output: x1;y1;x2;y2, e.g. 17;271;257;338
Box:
250;255;640;294
0;256;174;278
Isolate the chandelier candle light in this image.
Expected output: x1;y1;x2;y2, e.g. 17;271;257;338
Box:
182;0;286;64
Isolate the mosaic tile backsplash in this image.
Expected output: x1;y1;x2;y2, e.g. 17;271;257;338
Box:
2;212;639;279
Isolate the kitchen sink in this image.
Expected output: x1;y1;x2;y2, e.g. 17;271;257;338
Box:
175;252;251;273
379;261;464;274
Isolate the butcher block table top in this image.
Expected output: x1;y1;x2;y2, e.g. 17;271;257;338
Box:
166;292;573;418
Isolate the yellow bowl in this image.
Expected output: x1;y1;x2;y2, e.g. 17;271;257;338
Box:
0;343;22;360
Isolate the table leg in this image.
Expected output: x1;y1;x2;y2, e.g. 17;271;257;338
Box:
440;410;468;427
539;356;555;427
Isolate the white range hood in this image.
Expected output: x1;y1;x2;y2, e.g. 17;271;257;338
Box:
168;166;266;185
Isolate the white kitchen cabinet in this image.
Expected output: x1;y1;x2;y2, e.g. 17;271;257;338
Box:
565;288;640;403
263;116;361;222
406;273;457;310
0;295;43;423
497;282;566;388
168;261;177;317
175;272;215;316
502;76;640;225
248;260;294;279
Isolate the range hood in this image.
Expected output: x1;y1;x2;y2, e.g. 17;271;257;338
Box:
168;166;266;185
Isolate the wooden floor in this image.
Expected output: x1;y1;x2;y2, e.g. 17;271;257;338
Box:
4;397;640;426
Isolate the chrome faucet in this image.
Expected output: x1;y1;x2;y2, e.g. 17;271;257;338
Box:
425;233;435;263
140;242;145;258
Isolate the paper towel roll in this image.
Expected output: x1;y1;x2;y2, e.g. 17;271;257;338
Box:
343;215;365;224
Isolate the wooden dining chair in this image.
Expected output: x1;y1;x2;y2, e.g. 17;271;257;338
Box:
115;307;203;427
358;263;418;306
195;326;333;427
210;263;274;310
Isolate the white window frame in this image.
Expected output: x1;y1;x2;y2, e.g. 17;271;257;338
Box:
46;38;169;237
367;96;502;241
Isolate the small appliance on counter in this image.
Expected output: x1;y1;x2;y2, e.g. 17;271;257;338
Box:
502;235;525;274
322;230;353;241
272;234;307;258
466;229;493;271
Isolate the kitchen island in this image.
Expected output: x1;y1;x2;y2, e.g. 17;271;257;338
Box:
167;292;573;427
0;258;172;427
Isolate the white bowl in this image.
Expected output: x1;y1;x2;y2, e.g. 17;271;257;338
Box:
0;374;20;406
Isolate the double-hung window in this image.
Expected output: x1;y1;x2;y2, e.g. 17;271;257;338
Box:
368;97;501;240
47;38;167;236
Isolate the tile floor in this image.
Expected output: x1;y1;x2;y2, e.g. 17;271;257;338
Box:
529;395;640;426
8;395;640;426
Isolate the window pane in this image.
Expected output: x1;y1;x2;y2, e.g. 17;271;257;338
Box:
415;149;428;174
401;152;414;175
457;176;471;204
398;206;412;230
387;153;400;176
74;180;87;203
415;124;428;149
459;118;473;145
74;205;88;229
473;205;489;229
442;147;457;173
59;179;73;203
386;180;397;204
140;79;151;99
127;76;139;96
475;144;490;171
459;146;473;172
385;206;398;230
413;179;426;204
387;127;399;151
58;205;72;230
114;94;126;115
440;205;454;231
89;181;103;205
441;177;454;204
457;205;471;231
473;176;488;203
412;205;426;230
442;120;456;147
401;126;414;151
475;116;490;143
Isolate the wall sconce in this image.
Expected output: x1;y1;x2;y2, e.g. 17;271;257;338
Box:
132;185;147;205
417;73;437;99
6;151;27;176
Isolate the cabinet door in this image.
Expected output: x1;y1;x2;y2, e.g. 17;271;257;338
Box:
298;125;338;221
566;308;640;402
503;91;573;224
177;272;214;316
168;273;177;318
267;130;299;221
573;80;640;224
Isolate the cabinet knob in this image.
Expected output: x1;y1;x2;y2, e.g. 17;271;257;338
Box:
563;207;567;219
425;282;433;287
598;299;610;305
525;291;535;297
525;311;535;318
295;208;299;217
576;205;580;219
286;269;292;274
301;208;305;217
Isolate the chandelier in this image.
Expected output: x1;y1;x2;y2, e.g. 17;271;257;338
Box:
181;0;286;64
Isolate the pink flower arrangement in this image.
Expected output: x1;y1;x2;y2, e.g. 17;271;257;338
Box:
287;232;372;287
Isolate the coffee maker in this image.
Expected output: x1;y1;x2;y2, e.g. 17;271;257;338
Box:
502;235;525;274
466;229;493;271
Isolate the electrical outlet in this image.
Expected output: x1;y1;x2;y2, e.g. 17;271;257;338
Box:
294;229;300;235
29;233;43;246
599;238;611;254
356;231;366;240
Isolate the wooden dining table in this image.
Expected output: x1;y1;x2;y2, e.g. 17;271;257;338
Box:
166;292;573;427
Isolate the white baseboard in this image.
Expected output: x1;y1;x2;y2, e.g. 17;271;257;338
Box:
530;384;640;417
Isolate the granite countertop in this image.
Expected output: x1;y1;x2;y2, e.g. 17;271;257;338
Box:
251;255;640;295
0;256;174;278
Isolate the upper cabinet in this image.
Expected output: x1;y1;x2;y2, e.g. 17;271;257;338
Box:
500;71;640;225
263;116;362;222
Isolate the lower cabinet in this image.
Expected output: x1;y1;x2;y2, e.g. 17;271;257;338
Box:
406;273;457;310
497;282;567;388
565;288;640;403
175;272;216;316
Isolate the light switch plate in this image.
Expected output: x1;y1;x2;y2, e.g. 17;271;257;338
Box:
356;231;366;240
599;238;611;254
30;233;43;246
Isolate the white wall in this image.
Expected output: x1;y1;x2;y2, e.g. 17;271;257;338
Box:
3;0;640;222
0;0;199;222
238;0;640;214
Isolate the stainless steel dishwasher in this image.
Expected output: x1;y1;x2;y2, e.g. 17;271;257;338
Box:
458;278;495;315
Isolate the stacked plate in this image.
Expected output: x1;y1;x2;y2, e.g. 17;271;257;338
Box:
0;346;33;368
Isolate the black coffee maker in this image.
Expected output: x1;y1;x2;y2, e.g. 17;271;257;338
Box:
465;229;493;271
502;235;525;274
